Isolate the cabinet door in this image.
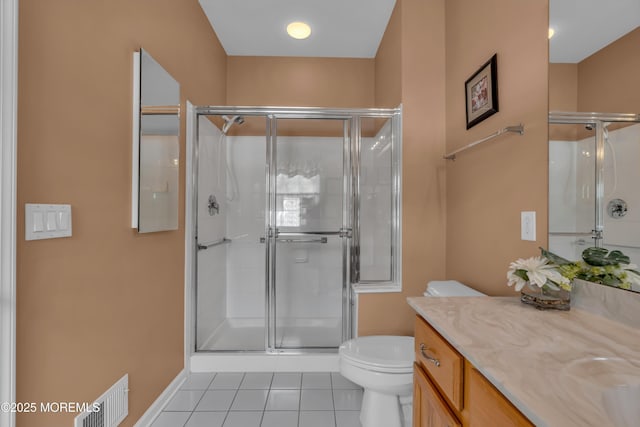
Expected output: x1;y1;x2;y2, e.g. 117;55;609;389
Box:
414;364;462;427
466;364;533;427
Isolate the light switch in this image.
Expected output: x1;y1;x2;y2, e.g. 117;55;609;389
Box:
46;211;57;231
32;211;44;232
57;211;69;230
25;204;72;240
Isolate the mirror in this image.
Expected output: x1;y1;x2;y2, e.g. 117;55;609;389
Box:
548;1;640;292
132;48;180;233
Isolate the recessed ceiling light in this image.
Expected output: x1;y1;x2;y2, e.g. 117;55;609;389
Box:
287;21;311;40
548;28;555;39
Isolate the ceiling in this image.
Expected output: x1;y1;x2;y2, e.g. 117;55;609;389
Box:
199;0;639;63
550;0;640;63
198;0;396;58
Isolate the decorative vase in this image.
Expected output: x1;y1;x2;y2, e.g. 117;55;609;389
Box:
520;283;570;311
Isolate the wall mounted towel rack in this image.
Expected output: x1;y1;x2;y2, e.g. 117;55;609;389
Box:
444;124;524;160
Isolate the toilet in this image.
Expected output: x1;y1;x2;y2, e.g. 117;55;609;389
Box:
339;280;485;427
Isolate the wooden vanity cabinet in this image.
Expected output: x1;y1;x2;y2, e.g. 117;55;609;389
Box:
414;363;462;427
414;315;533;427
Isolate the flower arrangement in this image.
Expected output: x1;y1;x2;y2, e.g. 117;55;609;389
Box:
507;247;640;292
507;254;571;292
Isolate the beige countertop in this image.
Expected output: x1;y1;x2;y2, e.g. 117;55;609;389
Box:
407;295;640;427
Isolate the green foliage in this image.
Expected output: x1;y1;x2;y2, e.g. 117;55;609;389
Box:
540;246;640;290
581;247;630;266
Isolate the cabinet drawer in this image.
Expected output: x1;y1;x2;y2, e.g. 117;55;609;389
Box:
415;315;464;411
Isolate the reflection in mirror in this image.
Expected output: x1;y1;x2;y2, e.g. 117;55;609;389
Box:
549;116;640;293
133;49;180;233
549;2;640;292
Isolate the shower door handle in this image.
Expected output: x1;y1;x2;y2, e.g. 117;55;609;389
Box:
274;228;352;238
259;237;328;244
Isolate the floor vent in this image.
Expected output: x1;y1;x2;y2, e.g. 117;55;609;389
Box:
74;374;128;427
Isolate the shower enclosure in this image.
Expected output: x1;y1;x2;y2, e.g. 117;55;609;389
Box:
548;112;640;287
191;107;402;353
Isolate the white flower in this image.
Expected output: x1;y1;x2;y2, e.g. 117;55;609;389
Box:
507;256;571;292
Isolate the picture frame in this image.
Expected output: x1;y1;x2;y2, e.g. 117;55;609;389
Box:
465;54;498;129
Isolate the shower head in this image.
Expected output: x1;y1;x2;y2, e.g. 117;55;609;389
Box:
222;115;245;134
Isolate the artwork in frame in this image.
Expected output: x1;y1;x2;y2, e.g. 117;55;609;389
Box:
465;54;498;129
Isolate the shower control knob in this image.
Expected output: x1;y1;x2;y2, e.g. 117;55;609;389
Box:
607;198;627;218
208;195;220;216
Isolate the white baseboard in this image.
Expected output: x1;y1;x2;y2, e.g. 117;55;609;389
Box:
133;369;187;427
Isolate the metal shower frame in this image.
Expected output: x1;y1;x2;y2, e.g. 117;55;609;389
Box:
190;106;403;354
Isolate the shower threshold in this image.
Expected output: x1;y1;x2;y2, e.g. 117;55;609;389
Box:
190;352;340;373
199;317;343;352
193;317;342;372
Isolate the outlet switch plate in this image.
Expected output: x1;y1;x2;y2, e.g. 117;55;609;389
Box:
521;211;536;241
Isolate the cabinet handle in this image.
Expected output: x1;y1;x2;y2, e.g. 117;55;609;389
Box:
419;343;441;367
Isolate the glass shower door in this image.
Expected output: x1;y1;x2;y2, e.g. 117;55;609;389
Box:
268;117;351;350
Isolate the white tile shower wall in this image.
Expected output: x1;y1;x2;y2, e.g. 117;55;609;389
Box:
196;117;227;347
549;140;577;233
225;136;267;319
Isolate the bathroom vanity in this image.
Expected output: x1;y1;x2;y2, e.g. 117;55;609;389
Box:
412;312;531;427
408;292;640;427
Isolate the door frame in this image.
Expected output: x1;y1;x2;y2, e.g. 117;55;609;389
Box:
1;0;18;426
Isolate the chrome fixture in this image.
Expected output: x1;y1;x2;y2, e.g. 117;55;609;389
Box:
608;199;628;218
207;194;219;215
198;237;231;251
443;124;525;160
221;115;245;134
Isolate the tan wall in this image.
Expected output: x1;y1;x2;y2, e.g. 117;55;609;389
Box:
578;27;640;114
16;1;226;426
227;56;375;107
359;0;446;336
444;0;549;295
374;2;402;108
549;63;578;140
549;63;578;112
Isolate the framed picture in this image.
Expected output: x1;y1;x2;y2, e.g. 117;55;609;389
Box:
465;54;498;129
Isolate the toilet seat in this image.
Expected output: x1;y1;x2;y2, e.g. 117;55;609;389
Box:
339;336;414;374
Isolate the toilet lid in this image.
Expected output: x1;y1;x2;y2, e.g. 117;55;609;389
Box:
425;281;486;297
340;336;414;373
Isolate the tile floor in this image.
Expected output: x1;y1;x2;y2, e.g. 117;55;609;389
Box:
151;372;364;427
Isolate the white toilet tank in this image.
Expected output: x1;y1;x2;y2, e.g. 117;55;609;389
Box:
424;280;486;297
